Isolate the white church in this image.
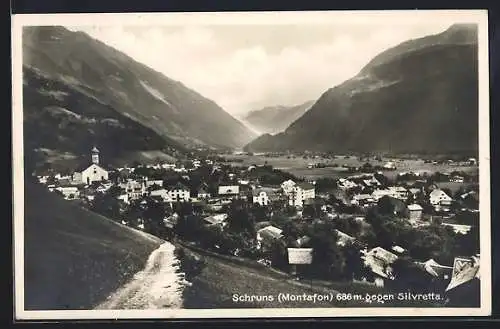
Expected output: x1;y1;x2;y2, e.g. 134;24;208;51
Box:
72;146;109;185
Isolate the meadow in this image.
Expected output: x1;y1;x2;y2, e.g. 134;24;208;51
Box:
221;154;478;181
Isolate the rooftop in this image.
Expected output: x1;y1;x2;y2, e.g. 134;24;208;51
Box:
258;225;283;239
408;204;423;211
297;182;315;190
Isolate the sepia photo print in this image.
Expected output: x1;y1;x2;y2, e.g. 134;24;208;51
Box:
12;10;491;319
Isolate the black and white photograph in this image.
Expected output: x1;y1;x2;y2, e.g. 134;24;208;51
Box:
12;10;491;319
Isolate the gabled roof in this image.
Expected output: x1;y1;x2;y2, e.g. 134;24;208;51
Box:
364;247;399;279
417;259;453;278
203;214;228;225
294;235;311;247
408;204;423;211
197;187;209;194
168;182;190;191
75;162;112;172
367;247;399;263
218;185;240;194
257;225;283;240
252;187;277;197
430;189;452;198
353;194;374;201
296;182;315;190
335;229;356;246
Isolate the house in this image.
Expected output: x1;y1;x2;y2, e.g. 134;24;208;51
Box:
407;204;423;221
388;186;409;200
335;229;356;247
166;182;191;202
203;213;229;229
146;179;164;188
383;161;396;170
55;186;80;200
362;247;399;287
362;176;381;188
149;188;173;203
408;187;421;197
337;178;358;190
163;213;179;229
120;179;147;201
96;182;113;194
371;188;397;201
391;245;407;256
280;179;296;194
117;193;129;204
256;225;284;251
450;175;465;183
37;175;50;184
460;191;479;210
196;186;211;199
161;163;176;170
293;235;311;248
252;187;277;206
429;189;453;207
218;185;240;197
72;147;110;185
442;222;472;235
415;258;453;282
287;182;316;208
351;194;376;207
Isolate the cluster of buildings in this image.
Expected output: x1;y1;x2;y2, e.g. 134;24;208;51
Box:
37;147;320;212
36;147;480;296
337;172;477;229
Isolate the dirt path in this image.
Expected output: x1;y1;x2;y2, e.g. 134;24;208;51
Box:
95;243;188;310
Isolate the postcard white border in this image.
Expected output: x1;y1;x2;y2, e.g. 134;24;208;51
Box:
12;9;491;320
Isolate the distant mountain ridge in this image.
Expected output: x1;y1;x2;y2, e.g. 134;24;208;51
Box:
244;24;479;156
243;100;315;135
22;26;257;163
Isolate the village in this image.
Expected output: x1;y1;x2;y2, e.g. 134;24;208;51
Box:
34;146;481;301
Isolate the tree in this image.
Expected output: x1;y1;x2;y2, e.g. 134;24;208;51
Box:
281;220;302;246
308;223;346;280
91;191;121;220
268;239;288;271
456;224;479;256
391;256;433;293
340;242;369;280
374;173;391;187
377;196;395;215
174;214;204;241
227;199;255;236
142;198;166;236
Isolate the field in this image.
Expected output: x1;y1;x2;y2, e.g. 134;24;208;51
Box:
221;154;478;181
23;180;163;310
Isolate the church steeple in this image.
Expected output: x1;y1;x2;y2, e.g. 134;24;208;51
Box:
91;146;100;165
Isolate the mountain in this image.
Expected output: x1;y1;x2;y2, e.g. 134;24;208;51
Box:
24;179;163;309
244;24;479;156
243;100;315;135
22;26;256;163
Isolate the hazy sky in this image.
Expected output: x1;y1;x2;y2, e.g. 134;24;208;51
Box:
68;22;453;117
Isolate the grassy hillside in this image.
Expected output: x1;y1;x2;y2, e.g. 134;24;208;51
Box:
23;26;256;150
23;180;163;310
23;67;187;166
